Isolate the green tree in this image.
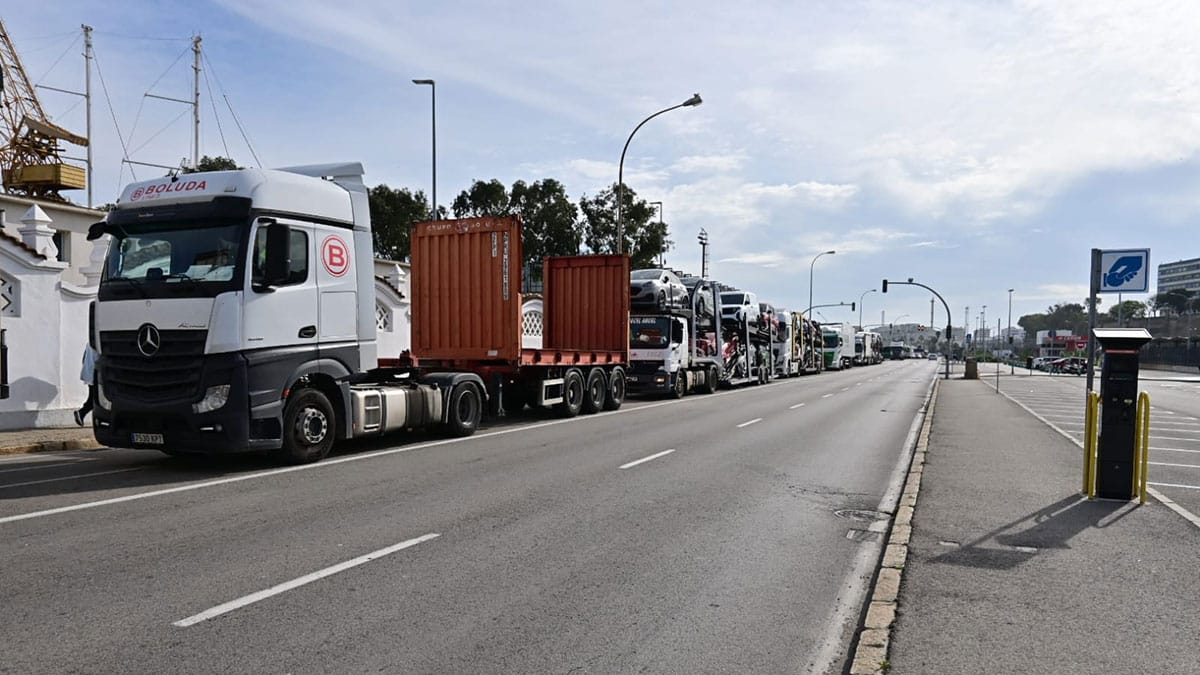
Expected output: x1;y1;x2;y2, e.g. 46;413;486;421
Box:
368;184;430;261
1106;300;1146;321
1154;289;1194;316
578;183;671;269
185;155;241;173
510;179;580;264
451;179;511;217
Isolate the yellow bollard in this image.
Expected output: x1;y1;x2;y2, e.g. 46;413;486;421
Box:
1136;392;1150;505
1084;391;1100;499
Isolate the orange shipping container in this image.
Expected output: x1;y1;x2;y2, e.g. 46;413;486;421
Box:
543;255;630;355
410;216;522;362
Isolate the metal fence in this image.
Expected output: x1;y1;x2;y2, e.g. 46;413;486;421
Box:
1141;338;1200;370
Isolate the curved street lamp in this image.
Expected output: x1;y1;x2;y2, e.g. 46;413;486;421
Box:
806;250;836;318
616;93;703;255
859;288;876;329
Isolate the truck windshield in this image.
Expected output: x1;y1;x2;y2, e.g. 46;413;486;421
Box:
630;317;671;347
101;220;246;299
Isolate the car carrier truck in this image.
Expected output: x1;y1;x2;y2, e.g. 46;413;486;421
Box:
627;278;722;398
87;164;628;464
854;330;883;366
719;291;773;386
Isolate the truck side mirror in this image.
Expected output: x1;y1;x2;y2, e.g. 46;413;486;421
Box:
261;224;291;289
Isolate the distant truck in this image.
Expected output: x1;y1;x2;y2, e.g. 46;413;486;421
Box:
774;310;824;377
88;164;628;464
627;278;722;398
821;323;856;370
854;331;883;366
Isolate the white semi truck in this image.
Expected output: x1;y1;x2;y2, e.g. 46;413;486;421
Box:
86;164;629;464
627;279;722;397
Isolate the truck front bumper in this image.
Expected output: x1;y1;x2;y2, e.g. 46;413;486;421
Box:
93;354;255;455
626;368;673;394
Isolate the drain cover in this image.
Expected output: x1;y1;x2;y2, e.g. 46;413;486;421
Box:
834;509;890;522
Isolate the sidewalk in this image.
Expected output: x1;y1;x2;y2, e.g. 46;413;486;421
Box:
0;425;102;455
868;378;1200;673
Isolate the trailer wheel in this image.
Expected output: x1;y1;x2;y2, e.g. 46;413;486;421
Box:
446;383;482;436
276;388;335;465
702;366;718;394
582;368;606;414
603;366;626;410
557;368;585;418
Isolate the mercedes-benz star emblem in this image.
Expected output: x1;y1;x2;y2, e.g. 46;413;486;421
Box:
137;323;161;357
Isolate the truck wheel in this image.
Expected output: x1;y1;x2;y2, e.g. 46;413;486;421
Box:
702;366;718;394
672;372;686;399
557;369;585;418
446;383;482;436
582;368;606;414
277;388;335;465
603;366;626;410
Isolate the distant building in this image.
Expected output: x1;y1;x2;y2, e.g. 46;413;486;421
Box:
1157;257;1200;295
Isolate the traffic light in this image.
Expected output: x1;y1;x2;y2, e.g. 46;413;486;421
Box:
881;279;888;293
850;302;856;312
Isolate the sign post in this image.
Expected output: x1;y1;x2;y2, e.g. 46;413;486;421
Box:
1087;248;1149;394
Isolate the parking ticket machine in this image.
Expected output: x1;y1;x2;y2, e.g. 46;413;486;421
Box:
1092;328;1153;500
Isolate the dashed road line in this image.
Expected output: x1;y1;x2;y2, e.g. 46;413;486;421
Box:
822;394;833;399
789;403;806;410
618;449;676;469
737;418;763;429
173;533;440;627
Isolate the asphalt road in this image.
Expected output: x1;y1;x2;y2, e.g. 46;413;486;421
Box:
0;360;936;674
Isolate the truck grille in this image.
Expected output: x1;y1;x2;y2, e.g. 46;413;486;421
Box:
100;329;207;403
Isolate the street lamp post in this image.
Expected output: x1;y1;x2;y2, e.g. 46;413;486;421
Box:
697;228;709;279
1007;288;1015;374
858;289;876;329
616;94;702;255
806;250;836;318
412;79;436;219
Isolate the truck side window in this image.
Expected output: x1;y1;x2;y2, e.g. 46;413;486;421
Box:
251;227;309;286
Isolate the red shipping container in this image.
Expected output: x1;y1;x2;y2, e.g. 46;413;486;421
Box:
543;255;630;355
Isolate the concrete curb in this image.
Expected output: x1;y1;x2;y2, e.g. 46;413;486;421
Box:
0;438;104;456
848;377;938;675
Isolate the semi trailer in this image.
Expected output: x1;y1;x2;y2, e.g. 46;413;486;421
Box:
821;322;856;371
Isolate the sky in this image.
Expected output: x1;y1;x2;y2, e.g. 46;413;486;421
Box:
6;1;1199;335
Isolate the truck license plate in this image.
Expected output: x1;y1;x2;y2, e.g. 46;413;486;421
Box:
627;375;639;382
132;433;164;445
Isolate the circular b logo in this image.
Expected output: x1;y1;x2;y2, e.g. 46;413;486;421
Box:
321;235;350;277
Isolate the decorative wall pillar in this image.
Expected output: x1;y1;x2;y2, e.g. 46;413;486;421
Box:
18;205;58;260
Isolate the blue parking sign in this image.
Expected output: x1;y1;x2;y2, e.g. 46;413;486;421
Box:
1099;249;1150;293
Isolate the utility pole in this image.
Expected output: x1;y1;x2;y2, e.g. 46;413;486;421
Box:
697;229;709;279
192;35;201;169
83;24;93;207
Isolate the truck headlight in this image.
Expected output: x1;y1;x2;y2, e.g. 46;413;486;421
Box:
192;385;231;414
96;381;112;410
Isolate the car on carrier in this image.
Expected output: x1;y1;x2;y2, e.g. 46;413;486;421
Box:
631;269;688;310
679;275;715;316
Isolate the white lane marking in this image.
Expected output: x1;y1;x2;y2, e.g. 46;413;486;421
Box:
737;418;763;429
1153;447;1200;454
618;449;676;470
789;403;806;410
1151;435;1200;442
0;459;99;474
1149;461;1200;469
841;387;850;392
173;533;439;627
0;375;859;526
1149;482;1200;491
0;467;143;490
856;382;863;386
822;394;833;399
998;388;1200;531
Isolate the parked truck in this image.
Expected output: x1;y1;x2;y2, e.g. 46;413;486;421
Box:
719;289;773;386
87;164;629;464
774;309;824;377
821;322;856;370
627;278;722;397
854;330;884;366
